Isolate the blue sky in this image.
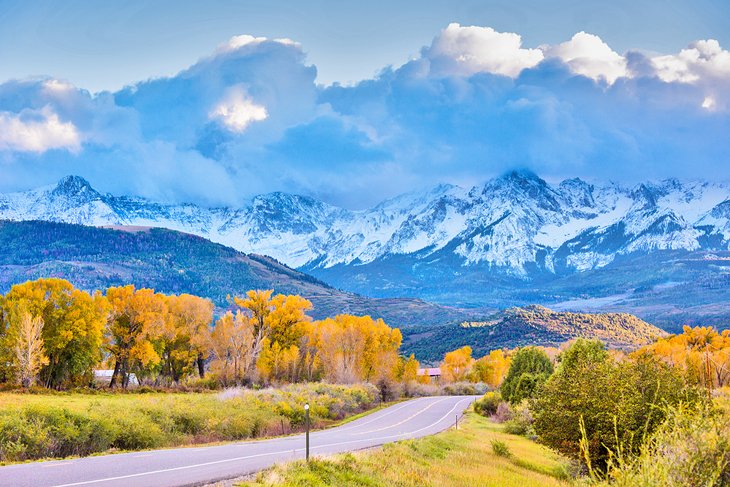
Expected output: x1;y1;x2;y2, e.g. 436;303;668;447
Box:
2;0;729;91
0;1;729;208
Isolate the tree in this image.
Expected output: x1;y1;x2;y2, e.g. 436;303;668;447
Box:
232;290;312;381
308;314;402;384
208;310;255;385
636;326;730;392
470;349;511;387
531;339;701;472
441;346;474;382
7;308;48;387
106;285;168;388
501;346;553;404
2;278;107;388
398;354;420;383
162;294;214;382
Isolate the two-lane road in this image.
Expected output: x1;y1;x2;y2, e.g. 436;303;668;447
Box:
0;395;478;487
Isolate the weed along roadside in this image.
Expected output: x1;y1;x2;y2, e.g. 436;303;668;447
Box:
242;410;572;487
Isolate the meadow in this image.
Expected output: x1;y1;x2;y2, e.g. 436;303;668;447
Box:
0;383;379;463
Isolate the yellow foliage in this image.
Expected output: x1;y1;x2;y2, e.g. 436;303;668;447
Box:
441;346;474;383
635;325;730;389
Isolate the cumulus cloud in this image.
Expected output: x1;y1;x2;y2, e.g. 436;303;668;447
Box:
209;85;268;132
0;106;80;153
652;39;730;83
425;23;544;77
0;26;729;208
543;32;628;84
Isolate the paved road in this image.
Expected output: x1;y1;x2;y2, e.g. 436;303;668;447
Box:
0;395;477;487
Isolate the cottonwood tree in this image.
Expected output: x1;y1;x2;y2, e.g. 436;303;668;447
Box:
441;346;474;382
308;314;402;384
161;294;214;382
470;349;511;387
106;285;168;388
208;310;255;385
636;325;730;391
232;290;312;383
2;278;107;388
8;309;48;387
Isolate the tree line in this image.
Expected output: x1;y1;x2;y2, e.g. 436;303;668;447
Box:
0;278;408;390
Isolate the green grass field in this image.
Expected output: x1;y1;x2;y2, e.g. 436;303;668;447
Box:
243;410;573;487
0;384;379;463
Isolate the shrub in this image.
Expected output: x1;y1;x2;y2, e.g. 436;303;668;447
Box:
503;401;534;436
597;404;730;486
492;401;512;423
531;339;703;472
441;382;488;396
474;391;501;417
501;347;553;404
491;439;511;457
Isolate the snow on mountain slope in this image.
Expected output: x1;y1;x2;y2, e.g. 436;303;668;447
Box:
1;173;729;277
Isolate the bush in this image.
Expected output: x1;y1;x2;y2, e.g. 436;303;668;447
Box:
492;401;512;423
441;382;488;396
491;439;511;457
474;391;501;417
597;404;730;486
531;339;703;472
501;347;553;404
503;401;534;437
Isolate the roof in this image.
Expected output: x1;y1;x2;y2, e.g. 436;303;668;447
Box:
417;367;442;376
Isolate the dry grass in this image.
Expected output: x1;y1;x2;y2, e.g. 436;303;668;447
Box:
243;410;573;487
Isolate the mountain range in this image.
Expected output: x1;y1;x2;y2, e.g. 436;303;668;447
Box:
2;173;730;330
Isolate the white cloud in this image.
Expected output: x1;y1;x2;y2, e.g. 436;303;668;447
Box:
543;32;628;84
0;106;81;153
215;34;300;55
209;85;268;132
425;23;544;77
652;39;730;83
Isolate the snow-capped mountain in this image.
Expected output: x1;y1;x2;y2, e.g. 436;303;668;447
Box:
2;172;730;283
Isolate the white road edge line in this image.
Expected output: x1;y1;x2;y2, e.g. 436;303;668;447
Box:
49;397;474;487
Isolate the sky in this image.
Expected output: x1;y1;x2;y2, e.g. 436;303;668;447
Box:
0;1;729;208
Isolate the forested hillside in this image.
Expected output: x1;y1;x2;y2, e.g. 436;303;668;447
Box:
0;220;485;326
402;305;666;363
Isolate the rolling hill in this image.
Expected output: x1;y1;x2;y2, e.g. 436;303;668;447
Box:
402;305;667;363
0;220;487;327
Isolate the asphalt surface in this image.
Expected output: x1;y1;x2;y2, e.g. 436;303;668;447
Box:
0;395;478;487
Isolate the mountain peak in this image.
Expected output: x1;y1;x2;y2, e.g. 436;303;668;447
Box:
52;176;97;197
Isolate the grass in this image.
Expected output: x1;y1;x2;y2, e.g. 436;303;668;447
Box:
0;383;379;463
243;410;573;487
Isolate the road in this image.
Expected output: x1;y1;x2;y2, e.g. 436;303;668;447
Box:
0;395;477;487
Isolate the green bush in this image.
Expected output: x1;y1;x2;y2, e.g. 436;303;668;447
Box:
597;404;730;486
473;391;502;417
491;439;511;457
531;339;702;472
501;347;553;404
503;401;534;437
0;383;380;462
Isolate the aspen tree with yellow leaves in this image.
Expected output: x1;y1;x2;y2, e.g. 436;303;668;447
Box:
106;285;169;388
1;278;107;388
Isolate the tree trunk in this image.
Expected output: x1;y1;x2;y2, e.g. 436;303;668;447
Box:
109;360;121;388
197;353;205;378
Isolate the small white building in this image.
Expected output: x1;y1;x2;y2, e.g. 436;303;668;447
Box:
93;369;139;387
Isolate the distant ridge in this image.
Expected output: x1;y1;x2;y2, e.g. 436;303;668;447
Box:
402;305;667;363
0;219;488;329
